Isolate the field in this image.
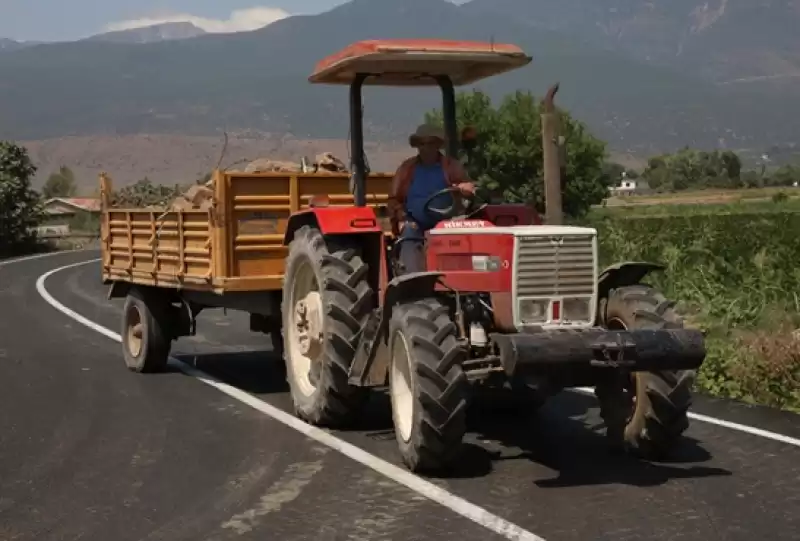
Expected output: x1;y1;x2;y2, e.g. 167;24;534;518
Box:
584;190;800;412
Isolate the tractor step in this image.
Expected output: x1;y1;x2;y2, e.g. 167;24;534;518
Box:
491;328;705;377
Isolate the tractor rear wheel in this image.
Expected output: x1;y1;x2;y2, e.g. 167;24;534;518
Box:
388;297;470;472
595;284;695;459
282;225;371;427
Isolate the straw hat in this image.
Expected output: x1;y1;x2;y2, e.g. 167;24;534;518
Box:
409;124;445;147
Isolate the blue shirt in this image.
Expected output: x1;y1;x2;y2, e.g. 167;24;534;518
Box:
404;161;454;233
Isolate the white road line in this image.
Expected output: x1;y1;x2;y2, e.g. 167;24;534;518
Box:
0;249;80;268
34;259;546;541
571;389;800;448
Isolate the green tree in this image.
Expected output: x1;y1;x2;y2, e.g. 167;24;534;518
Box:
42;165;78;199
0;141;43;255
423;90;609;219
643;148;743;191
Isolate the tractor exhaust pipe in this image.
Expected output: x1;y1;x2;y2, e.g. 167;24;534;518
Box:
541;83;564;225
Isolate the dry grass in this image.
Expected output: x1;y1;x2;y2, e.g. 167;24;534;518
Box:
21;133;410;192
605;186;799;207
731;322;800;410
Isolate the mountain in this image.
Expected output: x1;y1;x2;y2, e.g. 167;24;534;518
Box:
0;38;42;52
464;0;800;88
84;22;207;44
0;0;796;157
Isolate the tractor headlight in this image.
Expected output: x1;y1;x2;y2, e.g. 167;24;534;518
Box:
563;297;592;322
471;255;501;271
518;299;549;324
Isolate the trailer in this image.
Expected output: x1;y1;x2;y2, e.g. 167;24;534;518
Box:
100;170;394;368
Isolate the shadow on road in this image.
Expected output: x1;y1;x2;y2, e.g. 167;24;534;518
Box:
467;390;733;488
171;347;732;486
172;349;289;395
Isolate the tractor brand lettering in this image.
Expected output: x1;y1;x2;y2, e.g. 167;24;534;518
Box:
443;220;489;228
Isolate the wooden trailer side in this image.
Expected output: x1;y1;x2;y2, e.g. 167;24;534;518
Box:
100;171;393;293
100;173;215;290
218;170;392;291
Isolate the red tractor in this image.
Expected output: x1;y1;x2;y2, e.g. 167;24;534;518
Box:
281;39;705;472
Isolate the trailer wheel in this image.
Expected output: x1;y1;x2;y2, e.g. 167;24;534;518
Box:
121;288;172;373
595;284;695;459
388;297;470;472
281;226;371;427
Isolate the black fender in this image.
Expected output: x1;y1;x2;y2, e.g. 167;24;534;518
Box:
107;280;131;300
597;261;664;299
283;211;318;245
348;271;444;387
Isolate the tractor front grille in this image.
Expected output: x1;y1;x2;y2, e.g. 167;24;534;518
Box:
515;235;596;297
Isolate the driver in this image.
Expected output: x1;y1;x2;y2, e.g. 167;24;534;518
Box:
387;123;475;273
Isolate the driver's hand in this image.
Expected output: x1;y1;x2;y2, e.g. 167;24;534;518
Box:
457;182;476;195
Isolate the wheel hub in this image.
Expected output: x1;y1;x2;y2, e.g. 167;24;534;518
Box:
390;331;415;443
127;307;143;357
294;291;324;359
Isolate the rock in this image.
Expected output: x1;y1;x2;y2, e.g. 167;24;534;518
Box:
314;152;347;173
244;158;303;173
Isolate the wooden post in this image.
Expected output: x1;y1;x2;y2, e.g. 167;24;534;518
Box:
541;83;563;225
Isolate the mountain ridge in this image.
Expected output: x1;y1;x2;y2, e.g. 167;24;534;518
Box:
83;22;207;44
0;0;797;159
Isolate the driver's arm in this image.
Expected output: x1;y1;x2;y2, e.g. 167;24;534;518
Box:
387;158;414;236
445;157;475;194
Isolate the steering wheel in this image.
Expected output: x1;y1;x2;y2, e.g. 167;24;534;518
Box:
422;186;490;221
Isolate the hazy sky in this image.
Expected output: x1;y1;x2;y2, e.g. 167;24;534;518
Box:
2;1;465;42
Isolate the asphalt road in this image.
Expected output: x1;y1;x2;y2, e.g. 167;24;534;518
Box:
1;249;799;541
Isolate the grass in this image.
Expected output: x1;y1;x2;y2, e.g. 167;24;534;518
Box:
603;186;800;207
592;196;800;218
583;207;800;413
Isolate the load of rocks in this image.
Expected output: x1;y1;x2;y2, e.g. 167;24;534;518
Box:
166;152;348;211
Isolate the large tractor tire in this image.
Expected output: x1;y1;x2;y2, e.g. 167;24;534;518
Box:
388;297;471;472
281;225;371;427
595;284;696;459
121;287;172;373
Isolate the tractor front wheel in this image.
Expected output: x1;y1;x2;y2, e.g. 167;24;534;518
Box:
388;297;470;472
595;284;695;459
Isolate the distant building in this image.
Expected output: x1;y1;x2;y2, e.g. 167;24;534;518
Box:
610;179;638;193
39;198;101;235
608;173;650;196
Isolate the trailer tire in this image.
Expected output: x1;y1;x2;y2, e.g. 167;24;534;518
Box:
121;288;172;373
388;297;470;472
595;284;695;459
282;226;371;427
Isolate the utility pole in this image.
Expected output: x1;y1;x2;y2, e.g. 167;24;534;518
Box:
541;83;564;225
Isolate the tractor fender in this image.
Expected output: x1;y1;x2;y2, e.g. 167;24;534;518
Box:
283;207;382;245
383;271;444;312
349;271;445;387
597;261;665;299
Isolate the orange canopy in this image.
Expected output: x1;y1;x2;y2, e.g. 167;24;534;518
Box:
309;39;532;86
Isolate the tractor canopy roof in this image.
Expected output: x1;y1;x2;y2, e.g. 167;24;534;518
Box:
309;39;531;86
